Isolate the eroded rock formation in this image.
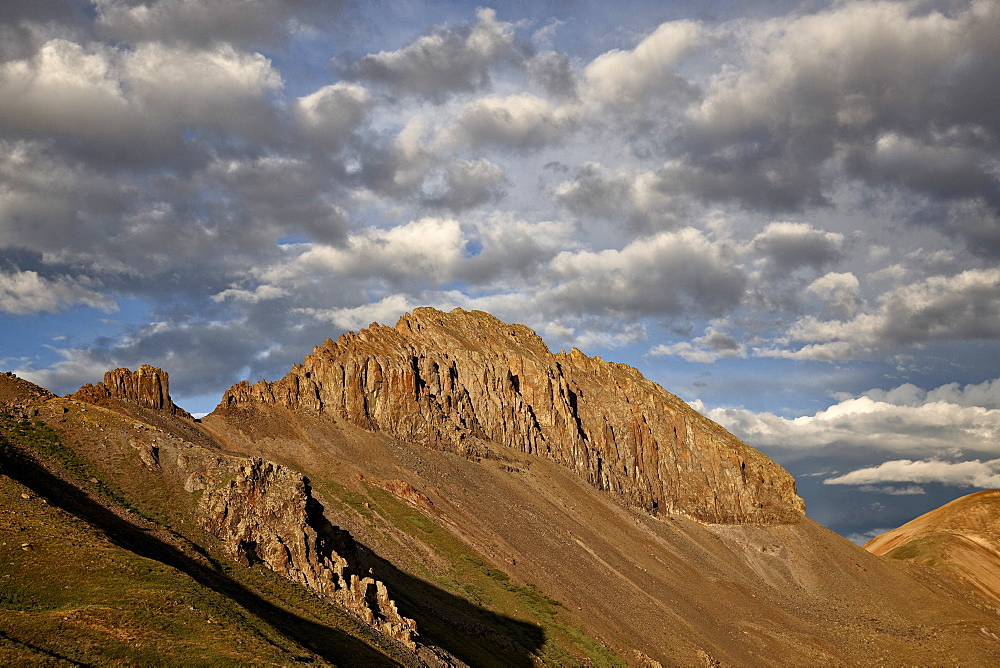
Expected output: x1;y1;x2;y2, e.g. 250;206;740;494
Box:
192;457;417;648
219;307;804;524
70;365;191;418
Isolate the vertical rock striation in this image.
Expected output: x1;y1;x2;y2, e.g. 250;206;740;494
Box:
70;365;191;418
193;457;417;648
218;307;805;525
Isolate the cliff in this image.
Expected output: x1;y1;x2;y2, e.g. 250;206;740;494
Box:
191;457;417;647
218;307;804;525
69;365;192;418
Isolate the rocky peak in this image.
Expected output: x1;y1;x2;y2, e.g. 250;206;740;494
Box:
70;365;191;418
219;307;805;525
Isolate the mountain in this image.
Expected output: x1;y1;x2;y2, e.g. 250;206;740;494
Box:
865;490;1000;611
3;307;1000;665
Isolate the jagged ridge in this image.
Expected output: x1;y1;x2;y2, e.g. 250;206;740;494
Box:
219;307;804;525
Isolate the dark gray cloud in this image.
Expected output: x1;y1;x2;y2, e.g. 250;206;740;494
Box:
750;222;845;279
92;0;345;48
350;7;525;102
676;1;1000;236
527;50;577;99
424;158;509;212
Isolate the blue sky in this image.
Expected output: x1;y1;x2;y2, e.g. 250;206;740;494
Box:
2;0;999;542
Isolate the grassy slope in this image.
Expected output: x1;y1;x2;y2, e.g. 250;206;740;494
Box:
0;410;406;666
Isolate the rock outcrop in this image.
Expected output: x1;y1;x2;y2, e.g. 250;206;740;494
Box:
192;457;417;647
0;371;55;417
70;365;191;418
218;307;804;525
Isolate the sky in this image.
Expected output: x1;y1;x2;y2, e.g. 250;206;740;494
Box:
1;0;999;543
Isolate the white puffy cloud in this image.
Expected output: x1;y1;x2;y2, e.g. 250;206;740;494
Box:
701;378;1000;456
293;82;371;147
0;37;283;150
764;268;1000;360
583;19;702;106
270;217;467;286
826;459;1000;489
681;1;1000;218
294;294;414;332
0;39;132;142
547;227;745;317
806;272;861;319
0;270;116;314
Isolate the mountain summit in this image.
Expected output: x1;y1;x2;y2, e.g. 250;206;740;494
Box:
219;307;803;525
4;309;1000;664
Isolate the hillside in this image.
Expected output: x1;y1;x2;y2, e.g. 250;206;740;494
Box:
2;308;1000;664
866;490;1000;611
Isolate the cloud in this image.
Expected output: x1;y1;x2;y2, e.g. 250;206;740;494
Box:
764;268;1000;360
547;228;745;318
680;1;1000;217
269;217;467;287
0;38;283;156
527;50;576;99
424;158;508;212
293;82;371;149
0;269;116;314
806;272;861;319
449;93;578;151
93;0;341;48
826;459;1000;489
750;222;845;278
552;162;681;234
855;485;926;496
294;294;413;332
351;7;521;101
583;19;702;106
649;326;747;363
701;377;1000;456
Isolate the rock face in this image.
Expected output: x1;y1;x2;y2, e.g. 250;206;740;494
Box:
70;365;191;418
219;307;804;525
193;457;417;647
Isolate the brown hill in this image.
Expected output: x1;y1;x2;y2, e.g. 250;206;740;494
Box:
4;308;1000;664
866;489;1000;610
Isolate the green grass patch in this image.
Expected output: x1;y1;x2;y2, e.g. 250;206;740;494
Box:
886;533;949;566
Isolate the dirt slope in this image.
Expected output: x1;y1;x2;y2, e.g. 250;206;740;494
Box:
866;489;1000;610
204;403;1000;665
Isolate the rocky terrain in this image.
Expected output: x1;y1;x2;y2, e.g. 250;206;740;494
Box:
3;307;1000;665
